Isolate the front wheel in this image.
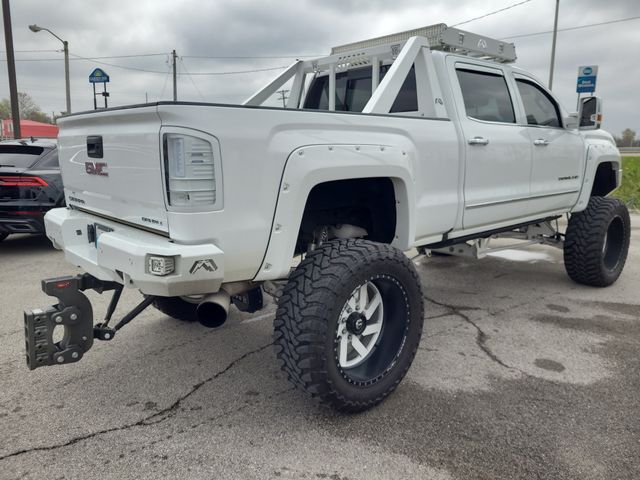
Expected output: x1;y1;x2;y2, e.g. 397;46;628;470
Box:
564;196;631;287
274;239;424;412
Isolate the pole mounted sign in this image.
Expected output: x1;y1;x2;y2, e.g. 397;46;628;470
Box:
89;68;110;109
576;65;598;94
89;68;109;84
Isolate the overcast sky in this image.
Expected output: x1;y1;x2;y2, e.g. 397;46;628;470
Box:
1;0;638;135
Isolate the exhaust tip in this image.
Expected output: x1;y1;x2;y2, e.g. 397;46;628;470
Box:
196;292;230;328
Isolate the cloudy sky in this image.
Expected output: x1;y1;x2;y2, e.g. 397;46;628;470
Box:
1;0;638;135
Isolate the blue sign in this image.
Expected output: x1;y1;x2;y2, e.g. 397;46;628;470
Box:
89;68;110;84
576;65;597;94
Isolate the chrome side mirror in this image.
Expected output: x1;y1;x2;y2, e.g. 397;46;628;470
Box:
578;96;603;130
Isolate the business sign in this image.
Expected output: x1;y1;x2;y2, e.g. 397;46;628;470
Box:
89;68;110;84
576;65;598;94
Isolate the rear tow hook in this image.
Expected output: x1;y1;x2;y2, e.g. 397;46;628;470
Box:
23;273;155;370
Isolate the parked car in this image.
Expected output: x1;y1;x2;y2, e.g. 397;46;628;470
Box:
0;138;62;242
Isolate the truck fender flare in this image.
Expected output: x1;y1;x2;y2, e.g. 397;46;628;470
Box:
253;144;416;281
572;143;622;213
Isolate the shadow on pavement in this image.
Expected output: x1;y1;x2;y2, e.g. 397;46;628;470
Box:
0;234;56;256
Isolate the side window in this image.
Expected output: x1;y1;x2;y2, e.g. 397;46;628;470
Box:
515;79;561;128
456;68;515;123
304;65;418;113
380;65;418;113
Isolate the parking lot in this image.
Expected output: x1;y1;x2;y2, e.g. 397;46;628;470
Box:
0;216;638;480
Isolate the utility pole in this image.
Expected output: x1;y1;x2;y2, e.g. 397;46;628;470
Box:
276;89;289;108
548;0;560;90
63;40;70;114
2;0;21;138
172;49;177;101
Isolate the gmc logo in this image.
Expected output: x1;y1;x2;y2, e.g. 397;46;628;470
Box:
85;161;108;177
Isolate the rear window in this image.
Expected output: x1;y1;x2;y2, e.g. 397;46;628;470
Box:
304;65;418;113
0;145;47;168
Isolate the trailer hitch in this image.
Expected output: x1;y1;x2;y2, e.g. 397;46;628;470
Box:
23;273;154;370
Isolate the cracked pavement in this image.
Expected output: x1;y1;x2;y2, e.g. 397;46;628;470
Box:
1;214;639;480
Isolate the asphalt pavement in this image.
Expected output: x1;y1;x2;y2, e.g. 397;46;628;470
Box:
0;215;638;480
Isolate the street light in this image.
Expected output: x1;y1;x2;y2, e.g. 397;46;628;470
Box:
28;24;71;114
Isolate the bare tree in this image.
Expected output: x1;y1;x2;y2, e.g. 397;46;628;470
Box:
0;92;52;123
621;128;636;148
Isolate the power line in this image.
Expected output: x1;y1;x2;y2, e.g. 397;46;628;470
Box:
182;54;321;60
451;0;534;27
68;52;169;73
0;48;59;53
159;66;171;99
501;15;640;39
61;53;289;76
185;66;288;76
179;58;205;101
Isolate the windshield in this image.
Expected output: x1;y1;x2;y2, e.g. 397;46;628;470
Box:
0;145;47;168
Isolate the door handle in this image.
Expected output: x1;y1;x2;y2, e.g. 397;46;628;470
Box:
533;138;549;146
468;136;489;146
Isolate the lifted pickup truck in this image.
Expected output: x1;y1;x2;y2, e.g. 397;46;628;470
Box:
25;24;630;412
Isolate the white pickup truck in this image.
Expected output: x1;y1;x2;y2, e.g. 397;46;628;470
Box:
25;24;630;412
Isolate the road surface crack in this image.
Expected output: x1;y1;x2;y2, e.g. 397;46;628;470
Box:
0;342;273;461
424;294;526;373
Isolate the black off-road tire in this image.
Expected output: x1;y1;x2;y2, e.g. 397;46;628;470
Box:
564;196;631;287
274;239;424;412
151;296;199;322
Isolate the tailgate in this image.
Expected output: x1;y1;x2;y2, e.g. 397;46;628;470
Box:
57;106;168;233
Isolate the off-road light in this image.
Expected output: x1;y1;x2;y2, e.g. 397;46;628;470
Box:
147;255;175;276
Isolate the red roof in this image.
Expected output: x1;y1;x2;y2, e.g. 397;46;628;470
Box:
2;119;58;139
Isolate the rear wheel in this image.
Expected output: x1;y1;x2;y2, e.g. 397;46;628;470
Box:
274;239;424;412
564;196;631;287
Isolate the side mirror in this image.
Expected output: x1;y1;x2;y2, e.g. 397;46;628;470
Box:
578;96;603;130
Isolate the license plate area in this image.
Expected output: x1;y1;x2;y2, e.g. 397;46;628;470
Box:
88;222;113;246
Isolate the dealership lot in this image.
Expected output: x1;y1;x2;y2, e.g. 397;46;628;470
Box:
0;217;638;480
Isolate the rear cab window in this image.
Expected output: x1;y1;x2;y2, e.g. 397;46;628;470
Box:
0;145;49;169
455;68;516;123
304;65;418;113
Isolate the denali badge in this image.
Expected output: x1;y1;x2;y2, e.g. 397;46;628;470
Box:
85;161;109;177
189;259;218;274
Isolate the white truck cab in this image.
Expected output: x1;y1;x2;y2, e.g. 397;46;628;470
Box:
25;24;629;412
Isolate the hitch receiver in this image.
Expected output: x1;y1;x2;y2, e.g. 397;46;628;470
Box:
23;274;119;370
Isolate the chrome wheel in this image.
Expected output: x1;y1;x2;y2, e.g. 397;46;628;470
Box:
336;281;384;368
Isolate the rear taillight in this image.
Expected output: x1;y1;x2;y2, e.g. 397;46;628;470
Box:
0;176;49;187
163;133;217;208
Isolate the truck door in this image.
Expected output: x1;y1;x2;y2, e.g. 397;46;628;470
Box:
513;75;584;213
452;63;533;229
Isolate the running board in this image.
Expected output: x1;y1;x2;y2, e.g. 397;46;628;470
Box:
429;221;563;259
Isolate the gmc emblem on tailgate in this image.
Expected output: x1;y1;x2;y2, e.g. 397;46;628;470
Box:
85;161;109;177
